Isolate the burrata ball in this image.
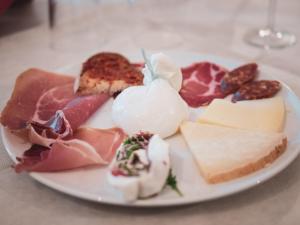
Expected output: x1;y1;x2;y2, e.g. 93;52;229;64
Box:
112;79;189;138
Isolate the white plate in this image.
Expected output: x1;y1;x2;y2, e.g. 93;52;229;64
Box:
2;52;300;207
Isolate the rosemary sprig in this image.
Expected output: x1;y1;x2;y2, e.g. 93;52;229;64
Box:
166;169;183;196
126;144;141;158
141;48;156;80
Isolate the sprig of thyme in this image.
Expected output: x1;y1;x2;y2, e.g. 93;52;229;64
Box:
166;169;183;196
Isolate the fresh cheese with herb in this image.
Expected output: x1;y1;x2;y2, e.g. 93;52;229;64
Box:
107;133;181;202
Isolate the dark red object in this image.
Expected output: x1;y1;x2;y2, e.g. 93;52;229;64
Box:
179;62;228;107
0;0;13;15
232;80;281;102
221;63;258;95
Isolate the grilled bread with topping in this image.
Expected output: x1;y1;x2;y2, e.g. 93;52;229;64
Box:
77;52;143;95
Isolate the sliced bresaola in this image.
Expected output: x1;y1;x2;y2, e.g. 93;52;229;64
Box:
179;62;228;107
15;127;126;172
0;69;74;130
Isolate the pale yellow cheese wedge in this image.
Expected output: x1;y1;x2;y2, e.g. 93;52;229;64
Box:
198;97;285;132
180;121;287;183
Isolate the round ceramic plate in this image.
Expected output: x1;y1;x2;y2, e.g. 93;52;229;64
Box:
2;52;300;207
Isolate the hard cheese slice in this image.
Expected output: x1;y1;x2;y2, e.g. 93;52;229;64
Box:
180;122;287;183
197;97;285;132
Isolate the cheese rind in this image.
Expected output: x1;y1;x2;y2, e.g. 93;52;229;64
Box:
197;97;285;132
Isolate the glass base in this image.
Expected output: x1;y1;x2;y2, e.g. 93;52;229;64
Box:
245;28;296;49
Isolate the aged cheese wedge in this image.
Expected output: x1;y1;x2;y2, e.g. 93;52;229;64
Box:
180;121;287;183
198;97;285;132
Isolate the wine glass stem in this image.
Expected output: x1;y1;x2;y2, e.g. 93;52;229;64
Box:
267;0;277;31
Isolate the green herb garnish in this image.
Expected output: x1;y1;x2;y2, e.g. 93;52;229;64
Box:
123;138;132;145
166;169;183;196
115;133;153;176
125;143;141;159
121;163;134;176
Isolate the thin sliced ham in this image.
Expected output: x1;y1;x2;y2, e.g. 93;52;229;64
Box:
29;92;109;146
0;68;110;146
179;62;228;107
0;69;74;130
72;127;126;162
32;83;76;123
15;127;126;172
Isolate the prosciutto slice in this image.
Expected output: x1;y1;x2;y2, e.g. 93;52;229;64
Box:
179;62;228;107
28;91;109;146
32;83;76;123
0;68;110;146
72;127;125;162
15;127;126;172
0;69;74;130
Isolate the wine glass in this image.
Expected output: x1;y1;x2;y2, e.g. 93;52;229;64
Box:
244;0;296;49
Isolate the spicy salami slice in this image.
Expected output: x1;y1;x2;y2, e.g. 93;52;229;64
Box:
221;63;258;95
232;80;281;102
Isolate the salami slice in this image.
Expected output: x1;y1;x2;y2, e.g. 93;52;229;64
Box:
232;80;281;102
221;63;257;95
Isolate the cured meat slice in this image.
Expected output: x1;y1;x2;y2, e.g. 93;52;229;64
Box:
15;141;104;173
15;127;126;172
0;68;110;146
29;92;109;146
232;80;281;102
72;127;127;162
0;69;74;130
221;63;257;95
32;83;76;123
179;62;228;107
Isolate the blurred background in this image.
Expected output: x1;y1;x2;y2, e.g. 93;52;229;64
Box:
0;0;299;73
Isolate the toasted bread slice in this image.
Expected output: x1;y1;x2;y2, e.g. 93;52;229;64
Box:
77;52;143;95
180;122;287;183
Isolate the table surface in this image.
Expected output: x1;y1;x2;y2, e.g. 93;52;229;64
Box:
0;0;300;224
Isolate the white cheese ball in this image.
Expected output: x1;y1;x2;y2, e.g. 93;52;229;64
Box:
112;79;189;138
